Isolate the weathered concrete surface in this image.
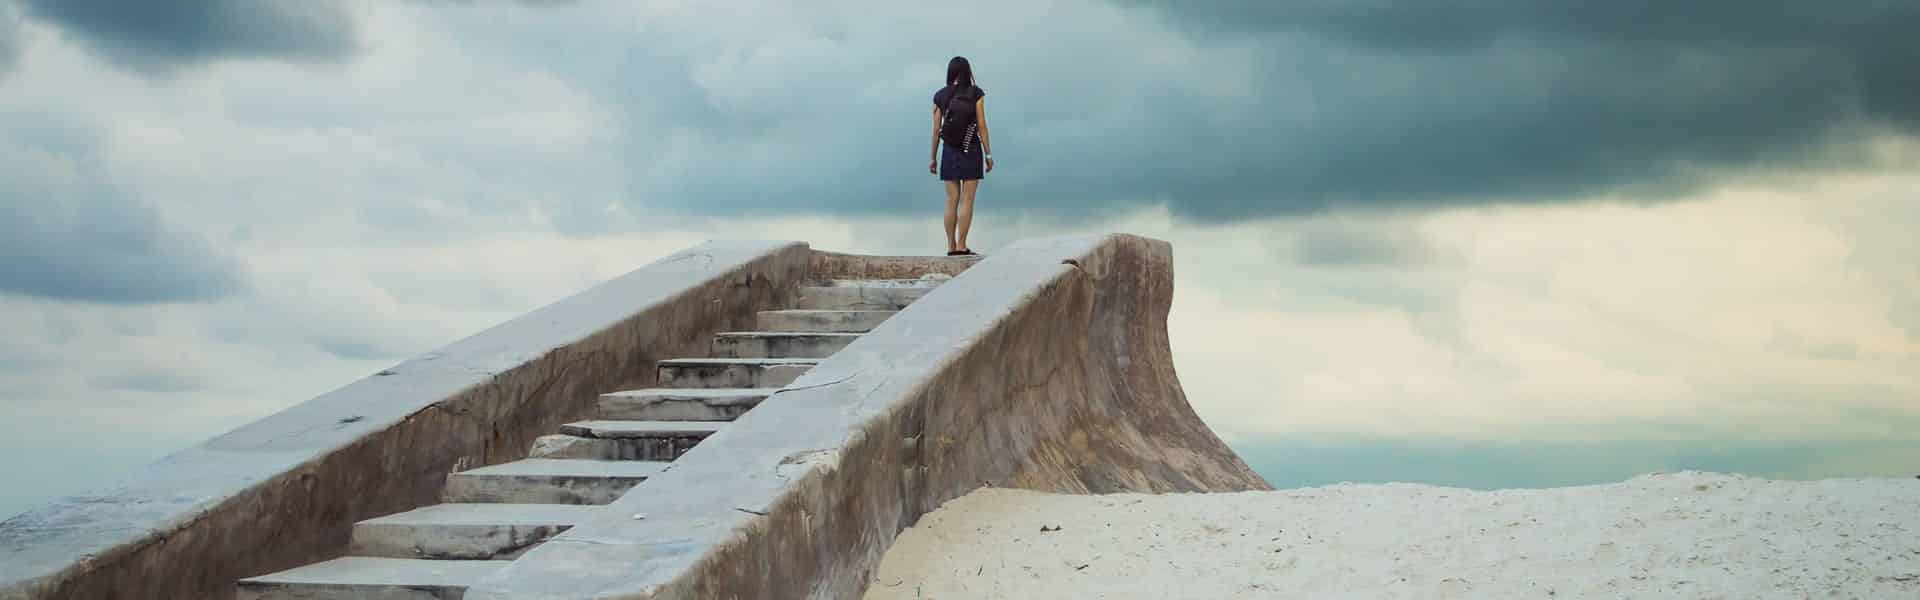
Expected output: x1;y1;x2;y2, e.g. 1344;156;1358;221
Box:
523;422;721;461
466;234;1269;600
0;241;810;600
792;285;930;310
810;278;944;288
711;331;861;359
526;434;701;462
596;389;776;421
558;420;726;439
440;460;665;505
806;251;978;281
754;310;895;333
655;358;816;388
527;435;627;460
348;503;597;560
237;557;501;600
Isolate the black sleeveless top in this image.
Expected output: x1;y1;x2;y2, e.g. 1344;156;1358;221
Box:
934;84;986;151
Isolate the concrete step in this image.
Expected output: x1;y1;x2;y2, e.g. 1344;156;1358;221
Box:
526;434;678;461
237;556;501;600
559;420;726;438
792;285;931;310
529;421;725;461
810;277;948;289
441;459;666;505
755;309;896;333
711;331;860;358
597;388;776;421
657;358;816;388
348;503;600;560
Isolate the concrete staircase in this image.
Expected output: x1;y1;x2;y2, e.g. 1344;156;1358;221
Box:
235;276;948;600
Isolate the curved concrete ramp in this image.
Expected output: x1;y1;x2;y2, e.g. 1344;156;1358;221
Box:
468;234;1270;599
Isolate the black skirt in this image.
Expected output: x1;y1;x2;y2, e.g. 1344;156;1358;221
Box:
939;143;984;181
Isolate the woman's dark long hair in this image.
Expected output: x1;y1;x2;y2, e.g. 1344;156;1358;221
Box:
945;56;976;97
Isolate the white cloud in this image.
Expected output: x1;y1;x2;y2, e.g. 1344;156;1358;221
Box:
1175;174;1920;443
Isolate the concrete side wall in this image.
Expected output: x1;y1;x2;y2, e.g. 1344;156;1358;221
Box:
469;233;1270;600
0;241;812;600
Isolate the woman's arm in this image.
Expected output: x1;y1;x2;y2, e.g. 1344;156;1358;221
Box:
929;106;943;173
976;98;992;171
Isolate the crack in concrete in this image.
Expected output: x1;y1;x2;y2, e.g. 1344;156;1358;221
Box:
658;252;715;271
778;448;837;466
774;448;840;483
780;369;863;393
850;374;893;414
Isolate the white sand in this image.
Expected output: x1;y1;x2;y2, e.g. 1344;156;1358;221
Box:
866;472;1918;599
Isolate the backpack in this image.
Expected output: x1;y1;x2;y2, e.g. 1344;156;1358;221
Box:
938;85;980;151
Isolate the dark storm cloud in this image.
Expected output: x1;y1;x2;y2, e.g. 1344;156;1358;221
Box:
408;0;579;5
18;0;354;73
0;1;19;76
1118;2;1908;51
0;116;246;304
1068;0;1920;220
1125;1;1920;128
607;2;1918;222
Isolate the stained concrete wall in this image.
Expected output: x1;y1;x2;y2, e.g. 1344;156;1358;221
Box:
468;233;1270;600
0;241;812;600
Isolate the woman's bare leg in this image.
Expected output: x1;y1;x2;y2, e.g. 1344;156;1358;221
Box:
957;179;979;252
943;181;962;253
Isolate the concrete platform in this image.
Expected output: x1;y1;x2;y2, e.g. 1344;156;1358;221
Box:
237;557;502;600
657;358;817;388
792;285;931;310
756;309;896;332
441;459;666;505
711;331;862;358
597;388;777;421
348;503;600;560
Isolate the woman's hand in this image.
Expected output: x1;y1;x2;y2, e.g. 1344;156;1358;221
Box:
929;158;937;175
985;157;995;173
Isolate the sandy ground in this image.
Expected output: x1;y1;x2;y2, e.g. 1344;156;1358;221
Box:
864;471;1918;599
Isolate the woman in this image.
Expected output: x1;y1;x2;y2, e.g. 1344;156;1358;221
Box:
930;56;993;256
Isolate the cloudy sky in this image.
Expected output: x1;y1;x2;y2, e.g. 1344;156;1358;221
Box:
3;1;1917;517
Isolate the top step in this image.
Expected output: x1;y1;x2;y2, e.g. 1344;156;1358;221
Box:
793;285;932;310
809;277;948;289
